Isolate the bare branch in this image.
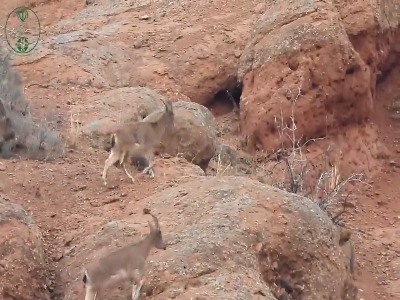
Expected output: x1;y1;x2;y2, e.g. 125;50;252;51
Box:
256;86;366;223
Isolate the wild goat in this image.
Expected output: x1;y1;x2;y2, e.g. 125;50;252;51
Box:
83;208;167;300
102;99;174;186
0;99;15;145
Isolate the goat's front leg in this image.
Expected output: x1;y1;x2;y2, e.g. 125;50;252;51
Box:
131;282;138;300
133;278;145;300
102;149;120;186
84;284;97;300
130;268;145;300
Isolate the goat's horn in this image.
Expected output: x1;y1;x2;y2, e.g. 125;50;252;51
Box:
160;98;172;114
160;98;167;111
143;208;160;230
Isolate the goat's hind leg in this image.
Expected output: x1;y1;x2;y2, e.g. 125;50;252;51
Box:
119;151;135;183
142;151;155;179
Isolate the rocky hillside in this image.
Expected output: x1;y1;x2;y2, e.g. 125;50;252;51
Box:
0;0;399;300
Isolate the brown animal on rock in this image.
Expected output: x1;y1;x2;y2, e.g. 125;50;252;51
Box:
102;99;174;186
82;208;167;300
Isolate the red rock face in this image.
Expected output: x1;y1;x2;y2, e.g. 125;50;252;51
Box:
238;0;399;153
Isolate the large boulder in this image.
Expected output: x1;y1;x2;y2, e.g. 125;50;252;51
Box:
81;87;167;136
62;177;355;300
335;0;400;80
81;87;218;171
48;2;258;106
0;195;51;300
238;0;374;152
144;100;218;171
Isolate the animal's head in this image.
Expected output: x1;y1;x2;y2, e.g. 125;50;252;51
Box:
103;134;116;152
143;208;167;250
0;116;15;144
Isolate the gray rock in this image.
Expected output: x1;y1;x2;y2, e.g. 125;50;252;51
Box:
0;196;51;300
82;88;218;170
63;176;356;300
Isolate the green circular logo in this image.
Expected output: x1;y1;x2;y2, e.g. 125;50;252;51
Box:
4;6;41;55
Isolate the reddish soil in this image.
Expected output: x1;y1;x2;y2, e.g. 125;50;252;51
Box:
0;1;399;300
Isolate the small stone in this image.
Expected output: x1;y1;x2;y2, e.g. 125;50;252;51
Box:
234;50;241;58
54;252;63;262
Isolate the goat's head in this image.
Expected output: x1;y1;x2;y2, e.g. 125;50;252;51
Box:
0;116;15;144
143;208;167;250
103;134;116;152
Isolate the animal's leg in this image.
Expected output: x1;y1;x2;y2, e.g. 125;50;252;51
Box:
84;284;97;300
119;151;126;166
142;164;154;178
133;278;145;300
119;151;135;183
131;282;138;300
122;162;135;183
102;149;121;186
130;269;144;300
142;151;155;178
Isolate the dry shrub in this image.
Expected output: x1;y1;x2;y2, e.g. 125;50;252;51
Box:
254;88;368;224
211;87;368;224
0;44;64;160
68;108;82;149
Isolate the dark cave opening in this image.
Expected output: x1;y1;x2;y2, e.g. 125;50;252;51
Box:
206;80;242;117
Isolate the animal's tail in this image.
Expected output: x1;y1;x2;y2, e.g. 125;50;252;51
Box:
82;270;88;286
110;133;116;148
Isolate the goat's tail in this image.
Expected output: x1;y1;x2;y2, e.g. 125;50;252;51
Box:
110;133;116;148
83;270;88;286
